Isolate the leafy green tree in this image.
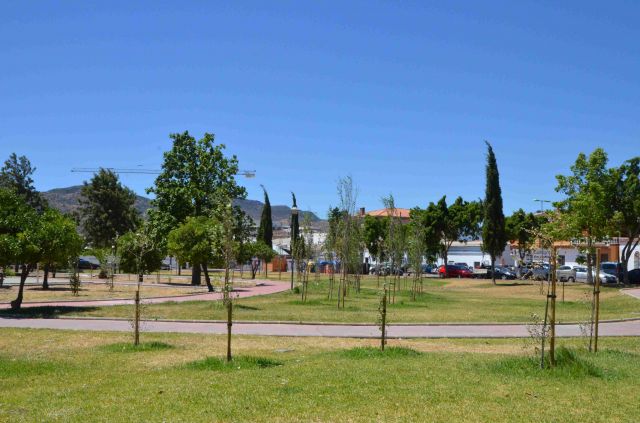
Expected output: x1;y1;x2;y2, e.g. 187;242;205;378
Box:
363;214;388;268
117;227;164;283
612;158;640;284
482;141;507;284
147;131;246;285
0;189;40;309
167;216;223;292
248;241;275;279
414;196;482;277
0;153;47;211
555;148;617;283
79;169;140;248
505;209;540;274
36;208;83;289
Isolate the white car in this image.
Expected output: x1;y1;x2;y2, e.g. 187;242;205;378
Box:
574;267;617;284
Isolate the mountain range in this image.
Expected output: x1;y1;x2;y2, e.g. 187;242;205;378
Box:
40;186;323;227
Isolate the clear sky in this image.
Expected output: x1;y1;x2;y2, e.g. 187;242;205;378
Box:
2;1;639;217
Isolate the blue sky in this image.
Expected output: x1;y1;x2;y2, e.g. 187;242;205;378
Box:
2;1;639;217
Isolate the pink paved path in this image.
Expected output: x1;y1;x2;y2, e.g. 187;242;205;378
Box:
1;317;639;338
0;279;289;309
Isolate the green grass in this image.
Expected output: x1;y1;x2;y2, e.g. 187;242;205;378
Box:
0;328;638;422
31;275;639;324
185;355;282;370
100;341;174;353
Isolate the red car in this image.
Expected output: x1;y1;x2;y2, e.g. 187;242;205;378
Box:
438;265;474;278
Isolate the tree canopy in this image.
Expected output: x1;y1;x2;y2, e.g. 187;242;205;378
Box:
0;153;47;211
78;168;140;248
148;131;246;284
118;227;164;283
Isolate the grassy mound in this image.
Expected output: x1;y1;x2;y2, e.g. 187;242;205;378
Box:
490;346;602;378
185;356;282;371
338;346;422;359
101;341;175;353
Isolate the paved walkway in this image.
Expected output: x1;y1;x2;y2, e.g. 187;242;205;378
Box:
1;317;638;338
0;280;289;309
623;288;640;299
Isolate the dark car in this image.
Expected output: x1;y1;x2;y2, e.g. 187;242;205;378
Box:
627;268;640;284
486;266;517;280
601;262;624;281
78;258;100;270
438;265;474;278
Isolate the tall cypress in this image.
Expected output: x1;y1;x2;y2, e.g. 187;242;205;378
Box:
257;185;273;248
290;192;300;254
482;141;507;284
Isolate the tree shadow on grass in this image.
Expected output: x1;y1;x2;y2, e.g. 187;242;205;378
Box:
0;306;99;318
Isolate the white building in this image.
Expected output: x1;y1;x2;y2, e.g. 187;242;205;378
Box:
439;240;514;268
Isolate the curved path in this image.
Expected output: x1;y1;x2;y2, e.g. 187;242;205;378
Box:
0;317;638;338
0;280;289;309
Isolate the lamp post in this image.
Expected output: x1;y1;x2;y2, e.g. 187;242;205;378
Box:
290;205;298;290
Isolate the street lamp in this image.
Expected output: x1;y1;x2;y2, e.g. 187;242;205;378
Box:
533;199;551;212
290;205;298;290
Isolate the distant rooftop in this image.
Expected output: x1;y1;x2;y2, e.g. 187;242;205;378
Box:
365;208;411;219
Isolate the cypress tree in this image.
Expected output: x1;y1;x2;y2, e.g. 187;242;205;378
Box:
257;185;273;248
290;192;300;251
482;141;507;284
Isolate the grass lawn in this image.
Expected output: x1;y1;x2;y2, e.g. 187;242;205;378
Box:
11;275;637;324
0;328;638;422
0;282;210;303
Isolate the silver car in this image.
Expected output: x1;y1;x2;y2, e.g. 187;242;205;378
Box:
556;265;581;282
574;267;617;284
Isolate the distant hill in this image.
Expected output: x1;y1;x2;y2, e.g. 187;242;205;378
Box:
41;186;323;227
41;186;152;216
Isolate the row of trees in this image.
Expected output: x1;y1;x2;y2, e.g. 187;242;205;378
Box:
0;132;286;309
0;155;83;308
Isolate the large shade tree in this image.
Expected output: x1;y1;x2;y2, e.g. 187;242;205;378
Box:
612;157;640;284
78;169;140;248
482;141;507;284
147;131;246;285
414;196;482;277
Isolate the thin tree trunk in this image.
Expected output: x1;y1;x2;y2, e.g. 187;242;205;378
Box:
10;265;29;310
191;263;201;285
491;258;496;285
138;273;143;283
42;263;50;289
202;264;214;292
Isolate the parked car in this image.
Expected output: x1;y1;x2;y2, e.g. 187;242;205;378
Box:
574;267;617;284
438;265;474;278
556;265;579;282
78;258;100;270
454;263;472;272
601;262;624;281
532;264;550;281
628;268;640;284
485;266;517;280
